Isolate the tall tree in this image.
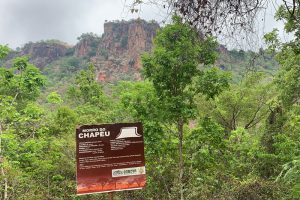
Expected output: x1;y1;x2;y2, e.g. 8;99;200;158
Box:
0;45;45;200
142;16;228;199
199;72;274;132
263;2;300;197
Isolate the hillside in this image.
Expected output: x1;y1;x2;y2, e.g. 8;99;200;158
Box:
6;19;278;87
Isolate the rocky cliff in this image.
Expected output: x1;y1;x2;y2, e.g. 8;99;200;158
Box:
74;33;100;57
75;19;160;82
7;20;159;82
18;41;71;69
101;20;158;57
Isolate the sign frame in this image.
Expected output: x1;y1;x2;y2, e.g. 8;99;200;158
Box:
76;122;146;195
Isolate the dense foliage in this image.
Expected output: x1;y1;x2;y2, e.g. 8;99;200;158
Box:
0;4;299;200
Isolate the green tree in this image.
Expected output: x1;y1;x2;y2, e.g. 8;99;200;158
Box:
67;63;104;106
185;117;227;199
0;56;45;107
117;81;177;199
66;63;113;125
262;2;300;196
200;72;274;133
142;16;228;199
0;45;46;199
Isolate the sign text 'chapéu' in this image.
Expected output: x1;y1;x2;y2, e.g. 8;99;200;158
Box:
78;128;110;139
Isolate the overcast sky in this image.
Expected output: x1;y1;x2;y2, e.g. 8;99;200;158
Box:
0;0;291;50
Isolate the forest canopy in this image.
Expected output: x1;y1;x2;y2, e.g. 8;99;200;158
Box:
0;1;300;200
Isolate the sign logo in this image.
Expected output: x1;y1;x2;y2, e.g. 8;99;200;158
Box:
112;167;146;177
116;127;141;139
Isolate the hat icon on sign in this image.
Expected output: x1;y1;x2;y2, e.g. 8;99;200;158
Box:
116;127;141;139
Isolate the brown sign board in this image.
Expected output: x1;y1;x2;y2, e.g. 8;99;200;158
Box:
76;122;146;195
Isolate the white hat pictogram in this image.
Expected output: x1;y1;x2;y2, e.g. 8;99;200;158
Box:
116;127;141;139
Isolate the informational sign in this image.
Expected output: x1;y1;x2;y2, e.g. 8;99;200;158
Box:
76;122;146;195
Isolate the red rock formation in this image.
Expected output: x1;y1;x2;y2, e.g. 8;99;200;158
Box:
75;40;89;57
19;41;70;69
97;71;107;82
93;19;160;82
75;33;101;57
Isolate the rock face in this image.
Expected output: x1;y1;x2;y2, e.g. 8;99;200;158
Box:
75;39;90;57
19;41;70;69
7;19;159;82
92;19;160;82
74;33;101;57
101;20;158;56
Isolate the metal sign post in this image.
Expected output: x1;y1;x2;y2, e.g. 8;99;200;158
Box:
109;192;114;200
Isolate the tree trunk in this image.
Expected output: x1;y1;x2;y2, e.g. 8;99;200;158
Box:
177;118;184;200
0;124;8;200
47;174;50;199
1;168;7;200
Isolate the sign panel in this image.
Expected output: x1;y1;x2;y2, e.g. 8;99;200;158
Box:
76;122;146;195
